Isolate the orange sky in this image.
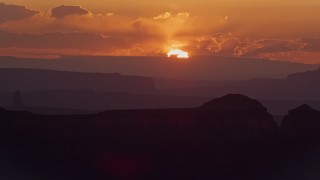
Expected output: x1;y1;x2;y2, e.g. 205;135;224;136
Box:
1;0;320;63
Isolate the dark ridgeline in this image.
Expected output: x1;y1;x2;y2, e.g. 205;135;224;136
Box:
3;94;320;180
0;55;317;80
0;68;155;94
287;67;320;81
278;105;320;180
200;94;267;111
0;89;208;114
1;94;320;179
281;104;320;141
2;68;320;115
160;67;320;101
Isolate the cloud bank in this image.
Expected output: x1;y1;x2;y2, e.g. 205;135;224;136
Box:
0;3;37;23
0;3;320;63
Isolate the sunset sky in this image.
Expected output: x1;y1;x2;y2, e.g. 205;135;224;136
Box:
1;0;320;63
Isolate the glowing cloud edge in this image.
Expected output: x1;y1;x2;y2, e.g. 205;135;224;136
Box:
167;49;189;58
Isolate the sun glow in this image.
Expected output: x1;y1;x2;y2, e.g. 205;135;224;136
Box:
167;49;189;59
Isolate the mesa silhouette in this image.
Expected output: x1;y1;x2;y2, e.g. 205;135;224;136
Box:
282;104;320;141
161;67;320;101
0;68;155;93
1;68;320;115
1;94;320;180
0;55;317;80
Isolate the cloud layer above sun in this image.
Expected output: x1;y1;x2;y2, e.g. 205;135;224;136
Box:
0;2;320;63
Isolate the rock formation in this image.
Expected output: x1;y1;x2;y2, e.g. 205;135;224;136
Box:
200;94;267;112
281;104;320;141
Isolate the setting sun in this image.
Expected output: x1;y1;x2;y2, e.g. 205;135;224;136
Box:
167;49;189;59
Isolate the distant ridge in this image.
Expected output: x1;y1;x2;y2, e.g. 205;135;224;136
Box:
287;67;320;80
160;67;320;101
288;104;315;113
0;68;155;93
0;55;317;80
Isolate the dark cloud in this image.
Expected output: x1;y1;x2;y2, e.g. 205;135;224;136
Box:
0;30;129;51
234;39;306;57
51;5;90;19
0;3;37;23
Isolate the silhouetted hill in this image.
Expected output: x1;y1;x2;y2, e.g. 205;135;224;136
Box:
0;95;285;180
260;100;320;115
1;95;320;180
281;104;320;141
200;94;267;111
0;68;155;93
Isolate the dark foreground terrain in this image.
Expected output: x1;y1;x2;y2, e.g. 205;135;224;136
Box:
0;94;320;180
